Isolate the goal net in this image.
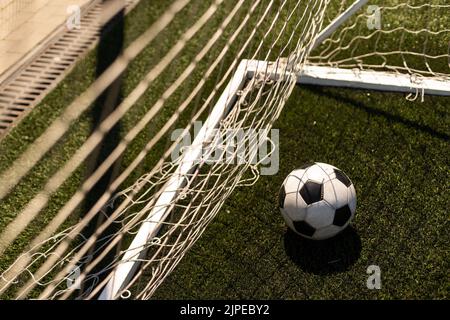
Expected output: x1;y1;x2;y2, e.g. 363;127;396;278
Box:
0;0;33;39
0;0;448;300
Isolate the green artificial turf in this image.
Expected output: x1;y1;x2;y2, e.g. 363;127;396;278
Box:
0;0;448;299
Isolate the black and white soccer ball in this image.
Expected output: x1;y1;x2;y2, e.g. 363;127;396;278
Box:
279;162;356;240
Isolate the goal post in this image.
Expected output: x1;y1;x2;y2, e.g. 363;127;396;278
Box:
298;65;450;96
98;59;252;300
0;0;448;301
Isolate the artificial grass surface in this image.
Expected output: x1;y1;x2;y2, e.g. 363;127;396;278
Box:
153;85;449;299
0;0;448;299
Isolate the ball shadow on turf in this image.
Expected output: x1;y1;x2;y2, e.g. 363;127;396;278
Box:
283;226;361;275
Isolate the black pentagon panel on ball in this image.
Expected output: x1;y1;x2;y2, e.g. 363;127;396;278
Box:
293;221;316;237
278;185;286;209
333;204;352;226
299;181;323;205
334;169;352;187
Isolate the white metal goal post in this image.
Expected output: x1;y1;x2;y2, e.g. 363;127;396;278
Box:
98;0;449;300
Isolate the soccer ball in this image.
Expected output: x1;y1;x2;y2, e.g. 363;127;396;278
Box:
279;162;356;240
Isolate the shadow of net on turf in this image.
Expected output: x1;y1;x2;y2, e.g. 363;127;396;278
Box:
284;226;361;275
